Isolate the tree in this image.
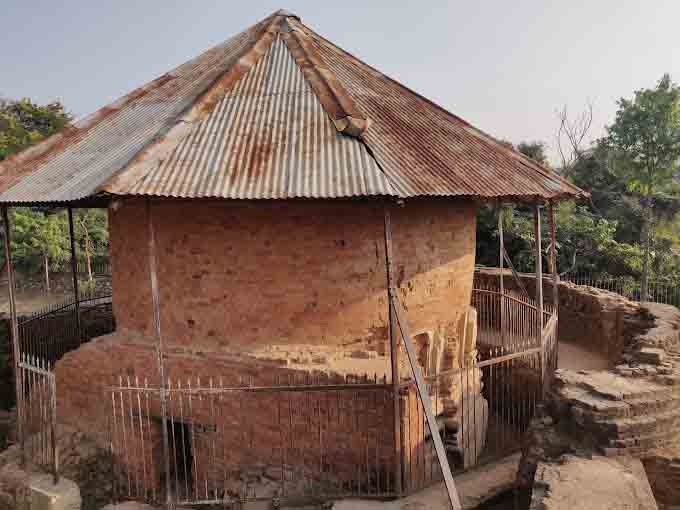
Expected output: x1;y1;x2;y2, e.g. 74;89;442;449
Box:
0;98;72;274
0;98;71;160
75;209;109;285
9;209;69;291
602;74;680;300
556;102;594;172
476;140;552;269
517;141;549;167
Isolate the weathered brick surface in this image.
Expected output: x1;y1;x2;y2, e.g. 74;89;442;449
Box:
53;198;478;496
55;336;397;496
109;199;476;352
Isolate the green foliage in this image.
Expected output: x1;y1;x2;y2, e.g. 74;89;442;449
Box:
602;74;680;198
0;98;71;160
75;209;109;261
516;141;549;167
478;77;680;285
476;139;646;277
0;208;109;276
600;74;680;296
9;208;69;273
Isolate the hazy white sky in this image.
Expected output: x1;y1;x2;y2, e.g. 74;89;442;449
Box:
2;1;679;165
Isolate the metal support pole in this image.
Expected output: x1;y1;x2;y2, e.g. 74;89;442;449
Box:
383;207;402;496
547;201;559;311
548;200;559;371
49;369;59;485
533;204;544;335
146;201;173;509
2;207;24;466
392;298;462;510
498;203;505;343
533;204;545;393
67;208;82;343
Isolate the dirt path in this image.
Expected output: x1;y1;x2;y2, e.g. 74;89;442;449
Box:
558;341;610;371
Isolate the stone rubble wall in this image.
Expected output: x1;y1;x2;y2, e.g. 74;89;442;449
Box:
517;286;680;509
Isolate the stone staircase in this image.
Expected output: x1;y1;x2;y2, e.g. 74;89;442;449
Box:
553;361;680;457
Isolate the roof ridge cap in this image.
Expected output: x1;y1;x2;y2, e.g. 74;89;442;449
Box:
280;17;370;138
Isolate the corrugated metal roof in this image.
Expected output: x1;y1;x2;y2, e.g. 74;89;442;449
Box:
109;36;395;199
0;10;584;204
0;13;276;203
292;17;583;200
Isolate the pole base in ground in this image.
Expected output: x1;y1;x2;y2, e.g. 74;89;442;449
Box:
29;474;81;510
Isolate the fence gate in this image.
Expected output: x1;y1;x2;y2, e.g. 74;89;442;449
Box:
108;374;397;507
18;354;59;483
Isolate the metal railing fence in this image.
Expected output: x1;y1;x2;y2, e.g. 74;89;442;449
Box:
563;273;680;307
109;373;397;506
19;291;114;364
18;354;58;483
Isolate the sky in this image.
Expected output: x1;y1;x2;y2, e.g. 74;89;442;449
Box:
2;1;679;165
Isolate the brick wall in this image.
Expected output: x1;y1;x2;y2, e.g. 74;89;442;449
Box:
109;199;476;353
57;197;477;497
56;336;396;497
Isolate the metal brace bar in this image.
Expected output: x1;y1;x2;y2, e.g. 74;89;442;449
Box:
391;296;462;510
502;246;530;298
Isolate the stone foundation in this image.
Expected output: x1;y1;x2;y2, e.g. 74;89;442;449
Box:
530;455;658;510
54;324;485;498
517;295;680;509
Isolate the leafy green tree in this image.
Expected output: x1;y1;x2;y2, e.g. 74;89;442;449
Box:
0;98;71;160
602;74;680;300
75;209;109;282
9;209;69;291
516;141;549;167
0;98;72;276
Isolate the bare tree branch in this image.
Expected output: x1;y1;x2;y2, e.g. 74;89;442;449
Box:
556;101;594;171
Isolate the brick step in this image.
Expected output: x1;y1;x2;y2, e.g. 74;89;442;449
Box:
569;388;680;420
607;433;680;453
595;408;680;439
620;393;680;417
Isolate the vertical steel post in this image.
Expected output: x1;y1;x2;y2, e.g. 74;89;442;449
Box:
67;208;82;343
548;201;559;375
533;204;545;393
383;207;402;496
146;201;172;509
498;203;505;343
547;201;559;311
533;204;544;334
1;207;24;466
50;369;59;485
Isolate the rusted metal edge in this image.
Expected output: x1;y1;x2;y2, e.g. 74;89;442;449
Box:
0;72;177;195
281;17;370;138
99;14;284;194
296;20;586;200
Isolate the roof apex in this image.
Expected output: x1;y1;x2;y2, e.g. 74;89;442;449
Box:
272;9;300;20
0;10;586;204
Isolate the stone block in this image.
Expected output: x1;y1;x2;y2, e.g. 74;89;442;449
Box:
530;456;657;510
638;347;665;365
